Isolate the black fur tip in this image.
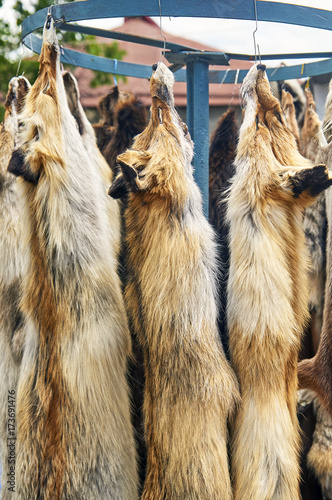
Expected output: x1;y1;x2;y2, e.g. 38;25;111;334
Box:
152;63;158;72
257;64;266;71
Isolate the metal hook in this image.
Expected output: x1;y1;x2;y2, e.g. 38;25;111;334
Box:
158;0;167;61
253;0;261;64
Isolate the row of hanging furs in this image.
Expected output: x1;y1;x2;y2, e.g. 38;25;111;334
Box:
0;14;331;500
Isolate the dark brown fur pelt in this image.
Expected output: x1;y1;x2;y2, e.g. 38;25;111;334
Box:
110;62;239;500
209;108;238;356
227;64;332;500
102;94;147;176
209;108;237;230
93;88;147;176
93;85;122;151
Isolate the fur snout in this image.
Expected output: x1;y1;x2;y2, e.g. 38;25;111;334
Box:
150;62;175;106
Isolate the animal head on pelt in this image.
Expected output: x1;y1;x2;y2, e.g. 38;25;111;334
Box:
0;76;30;179
7;24;66;187
109;62;192;211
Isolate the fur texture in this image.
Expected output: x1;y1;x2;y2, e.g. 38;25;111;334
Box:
208;108;238;356
9;20;138;499
110;62;239;500
227;64;332;500
299;390;332;500
298;82;332;418
93;87;147;176
301;89;327;356
0;76;30;500
281;89;301;151
62;71;121;258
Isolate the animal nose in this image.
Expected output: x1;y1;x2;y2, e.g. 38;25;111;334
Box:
152;63;158;72
257;64;266;71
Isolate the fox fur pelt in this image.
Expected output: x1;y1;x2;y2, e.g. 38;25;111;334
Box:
0;75;30;500
227;64;332;500
62;71;121;258
93;87;147;176
7;19;138;499
281;89;301;151
109;62;239;500
298;82;332;418
301;89;327;355
208;108;238;356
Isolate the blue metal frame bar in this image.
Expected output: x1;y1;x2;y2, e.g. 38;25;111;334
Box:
186;60;210;217
54;21;200;53
23;33;332;84
21;1;332;38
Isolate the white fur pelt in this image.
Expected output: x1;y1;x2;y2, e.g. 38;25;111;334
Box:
62;71;121;259
227;64;332;500
9;20;137;499
0;76;30;500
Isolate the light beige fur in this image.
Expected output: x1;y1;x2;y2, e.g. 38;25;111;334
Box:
10;20;137;499
227;64;332;500
110;62;239;500
62;71;121;258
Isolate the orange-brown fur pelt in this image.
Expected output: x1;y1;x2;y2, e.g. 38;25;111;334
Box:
281;89;301;151
0;76;29;500
227;64;332;500
298;82;332;419
110;62;239;500
11;21;138;499
208;109;238;356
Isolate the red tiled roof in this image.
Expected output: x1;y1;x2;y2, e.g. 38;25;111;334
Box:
73;17;252;109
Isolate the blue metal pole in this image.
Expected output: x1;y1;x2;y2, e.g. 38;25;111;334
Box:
186;60;209;218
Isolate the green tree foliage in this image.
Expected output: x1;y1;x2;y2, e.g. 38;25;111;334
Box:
0;0;126;121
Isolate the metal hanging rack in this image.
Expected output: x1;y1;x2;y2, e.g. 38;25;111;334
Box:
21;1;332;215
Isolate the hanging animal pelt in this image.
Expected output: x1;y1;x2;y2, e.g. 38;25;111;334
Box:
7;19;138;499
93;87;147;176
281;89;301;151
208;108;238;355
301;88;327;355
63;68;148;492
277;78;306;129
0;75;30;500
62;71;121;258
298;82;332;419
93;85;123;151
109;62;239;500
299;390;332;500
227;63;332;500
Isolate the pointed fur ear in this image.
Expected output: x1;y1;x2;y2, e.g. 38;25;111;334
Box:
8;148;40;185
116;150;152;191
